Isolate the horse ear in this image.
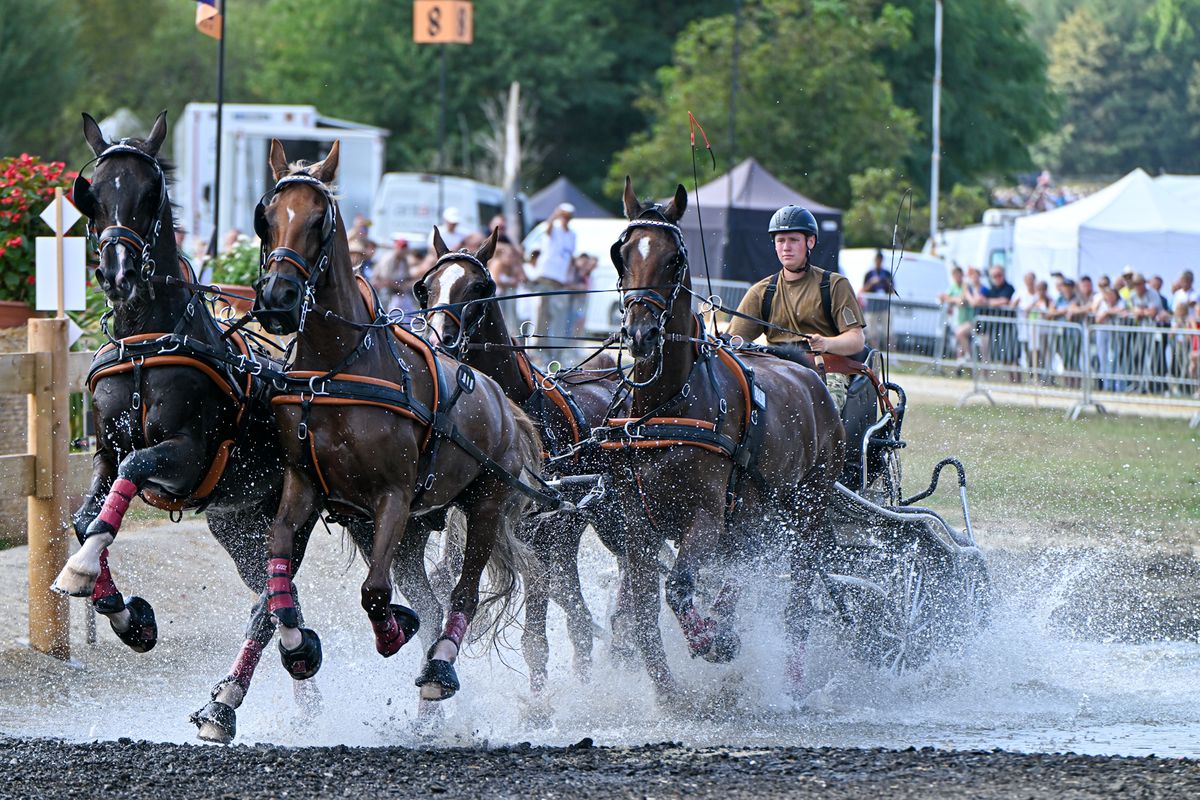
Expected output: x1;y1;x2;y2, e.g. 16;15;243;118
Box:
431;226;449;258
313;140;340;184
268;139;289;181
622;176;640;220
663;183;688;222
82;113;109;156
146;110;168;156
476;226;500;264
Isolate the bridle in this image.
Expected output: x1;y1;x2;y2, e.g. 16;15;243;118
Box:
414;249;496;357
251;173;337;334
610;210;690;388
76;143;170;288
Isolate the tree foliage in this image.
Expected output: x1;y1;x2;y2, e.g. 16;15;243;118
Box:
608;0;919;209
0;0;84;155
879;0;1055;189
1042;1;1200;175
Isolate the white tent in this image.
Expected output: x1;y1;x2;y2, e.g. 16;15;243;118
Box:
1012;169;1200;282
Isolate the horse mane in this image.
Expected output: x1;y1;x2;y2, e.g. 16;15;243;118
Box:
282;159;340;197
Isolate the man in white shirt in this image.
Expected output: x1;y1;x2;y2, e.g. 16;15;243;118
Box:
1172;270;1197;310
535;203;577;367
430;207;466;251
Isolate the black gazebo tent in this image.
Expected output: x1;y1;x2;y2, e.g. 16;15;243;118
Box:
673;158;843;283
528;176;613;225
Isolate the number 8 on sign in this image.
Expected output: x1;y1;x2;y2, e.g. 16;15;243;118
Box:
413;0;473;44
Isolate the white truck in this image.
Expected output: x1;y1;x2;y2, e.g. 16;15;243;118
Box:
172;103;387;257
371;172;529;248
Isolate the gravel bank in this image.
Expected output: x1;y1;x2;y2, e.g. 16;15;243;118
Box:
3;737;1198;799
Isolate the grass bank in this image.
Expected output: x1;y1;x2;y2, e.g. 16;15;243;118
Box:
900;400;1200;549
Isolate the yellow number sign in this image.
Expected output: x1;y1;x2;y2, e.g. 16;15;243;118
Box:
413;1;473;44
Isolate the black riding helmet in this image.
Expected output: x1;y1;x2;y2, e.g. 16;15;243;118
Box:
768;205;819;237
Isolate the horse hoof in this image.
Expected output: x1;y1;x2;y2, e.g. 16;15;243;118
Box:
391;604;421;641
191;701;236;743
375;604;421;657
415;659;459;701
113;596;158;653
51;568;97;598
702;628;741;664
279;628;322;680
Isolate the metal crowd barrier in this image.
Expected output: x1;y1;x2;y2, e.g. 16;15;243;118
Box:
859;290;1200;426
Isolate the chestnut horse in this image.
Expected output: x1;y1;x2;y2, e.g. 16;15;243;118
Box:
417;231;630;693
253;139;548;703
53;112;323;743
602;178;845;697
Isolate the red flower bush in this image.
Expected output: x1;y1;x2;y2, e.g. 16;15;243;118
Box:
0;154;79;305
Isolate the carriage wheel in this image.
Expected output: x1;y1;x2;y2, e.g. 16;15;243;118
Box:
863;448;903;507
875;547;936;673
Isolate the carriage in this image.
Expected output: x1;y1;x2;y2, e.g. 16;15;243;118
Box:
816;364;990;672
63;115;990;747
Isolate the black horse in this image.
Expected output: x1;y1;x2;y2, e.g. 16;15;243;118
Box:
53;112;324;743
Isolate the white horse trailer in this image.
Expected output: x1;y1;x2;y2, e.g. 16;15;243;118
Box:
173;103;387;260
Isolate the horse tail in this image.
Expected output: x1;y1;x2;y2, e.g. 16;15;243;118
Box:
468;399;544;650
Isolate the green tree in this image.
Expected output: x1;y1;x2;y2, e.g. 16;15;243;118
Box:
250;0;650;194
608;0;919;209
1042;3;1200;175
879;0;1054;190
0;0;84;155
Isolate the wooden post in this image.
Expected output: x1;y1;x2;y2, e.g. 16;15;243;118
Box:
27;317;70;659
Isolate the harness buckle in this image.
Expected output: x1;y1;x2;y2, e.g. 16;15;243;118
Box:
297;421;308;440
131;391;141;410
729;335;745;349
410;315;428;334
623;420;644;440
423;474;435;491
719;398;728;414
308;375;329;396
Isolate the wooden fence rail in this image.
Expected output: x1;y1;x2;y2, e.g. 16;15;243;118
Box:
1;319;96;661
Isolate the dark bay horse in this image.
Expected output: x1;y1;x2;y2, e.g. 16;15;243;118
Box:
603;178;845;697
52;112;321;742
253;139;548;703
418;231;630;693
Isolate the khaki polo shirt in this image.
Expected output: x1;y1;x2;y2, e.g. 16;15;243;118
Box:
726;267;865;344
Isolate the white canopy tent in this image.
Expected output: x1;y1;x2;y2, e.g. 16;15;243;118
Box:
1012;169;1200;282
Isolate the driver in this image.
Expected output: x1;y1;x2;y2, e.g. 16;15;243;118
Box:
725;205;865;409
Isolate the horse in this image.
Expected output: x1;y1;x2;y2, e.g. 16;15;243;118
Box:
252;139;550;703
600;177;845;698
417;231;631;693
51;111;324;743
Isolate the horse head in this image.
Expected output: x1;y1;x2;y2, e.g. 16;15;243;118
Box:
251;139;343;334
73;111;171;307
417;226;500;353
612;177;690;361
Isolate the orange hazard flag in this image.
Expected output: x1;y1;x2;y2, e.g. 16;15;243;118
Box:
196;0;222;39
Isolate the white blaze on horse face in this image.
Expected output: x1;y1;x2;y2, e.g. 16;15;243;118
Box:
637;236;651;262
286;206;296;224
430;263;466;342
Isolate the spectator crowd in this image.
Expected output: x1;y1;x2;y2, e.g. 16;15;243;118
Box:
936;265;1199;396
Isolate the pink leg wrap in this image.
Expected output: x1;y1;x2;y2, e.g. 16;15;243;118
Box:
441;611;469;650
787;645;807;687
681;608;715;656
372;614;407;657
96;478;137;532
89;548;120;603
229;639;265;690
266;558;295;615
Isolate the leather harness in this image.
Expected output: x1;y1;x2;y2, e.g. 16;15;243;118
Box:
86;261;258;512
269;278;562;517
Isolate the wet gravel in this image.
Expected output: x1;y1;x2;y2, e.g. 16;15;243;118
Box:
2;736;1198;799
